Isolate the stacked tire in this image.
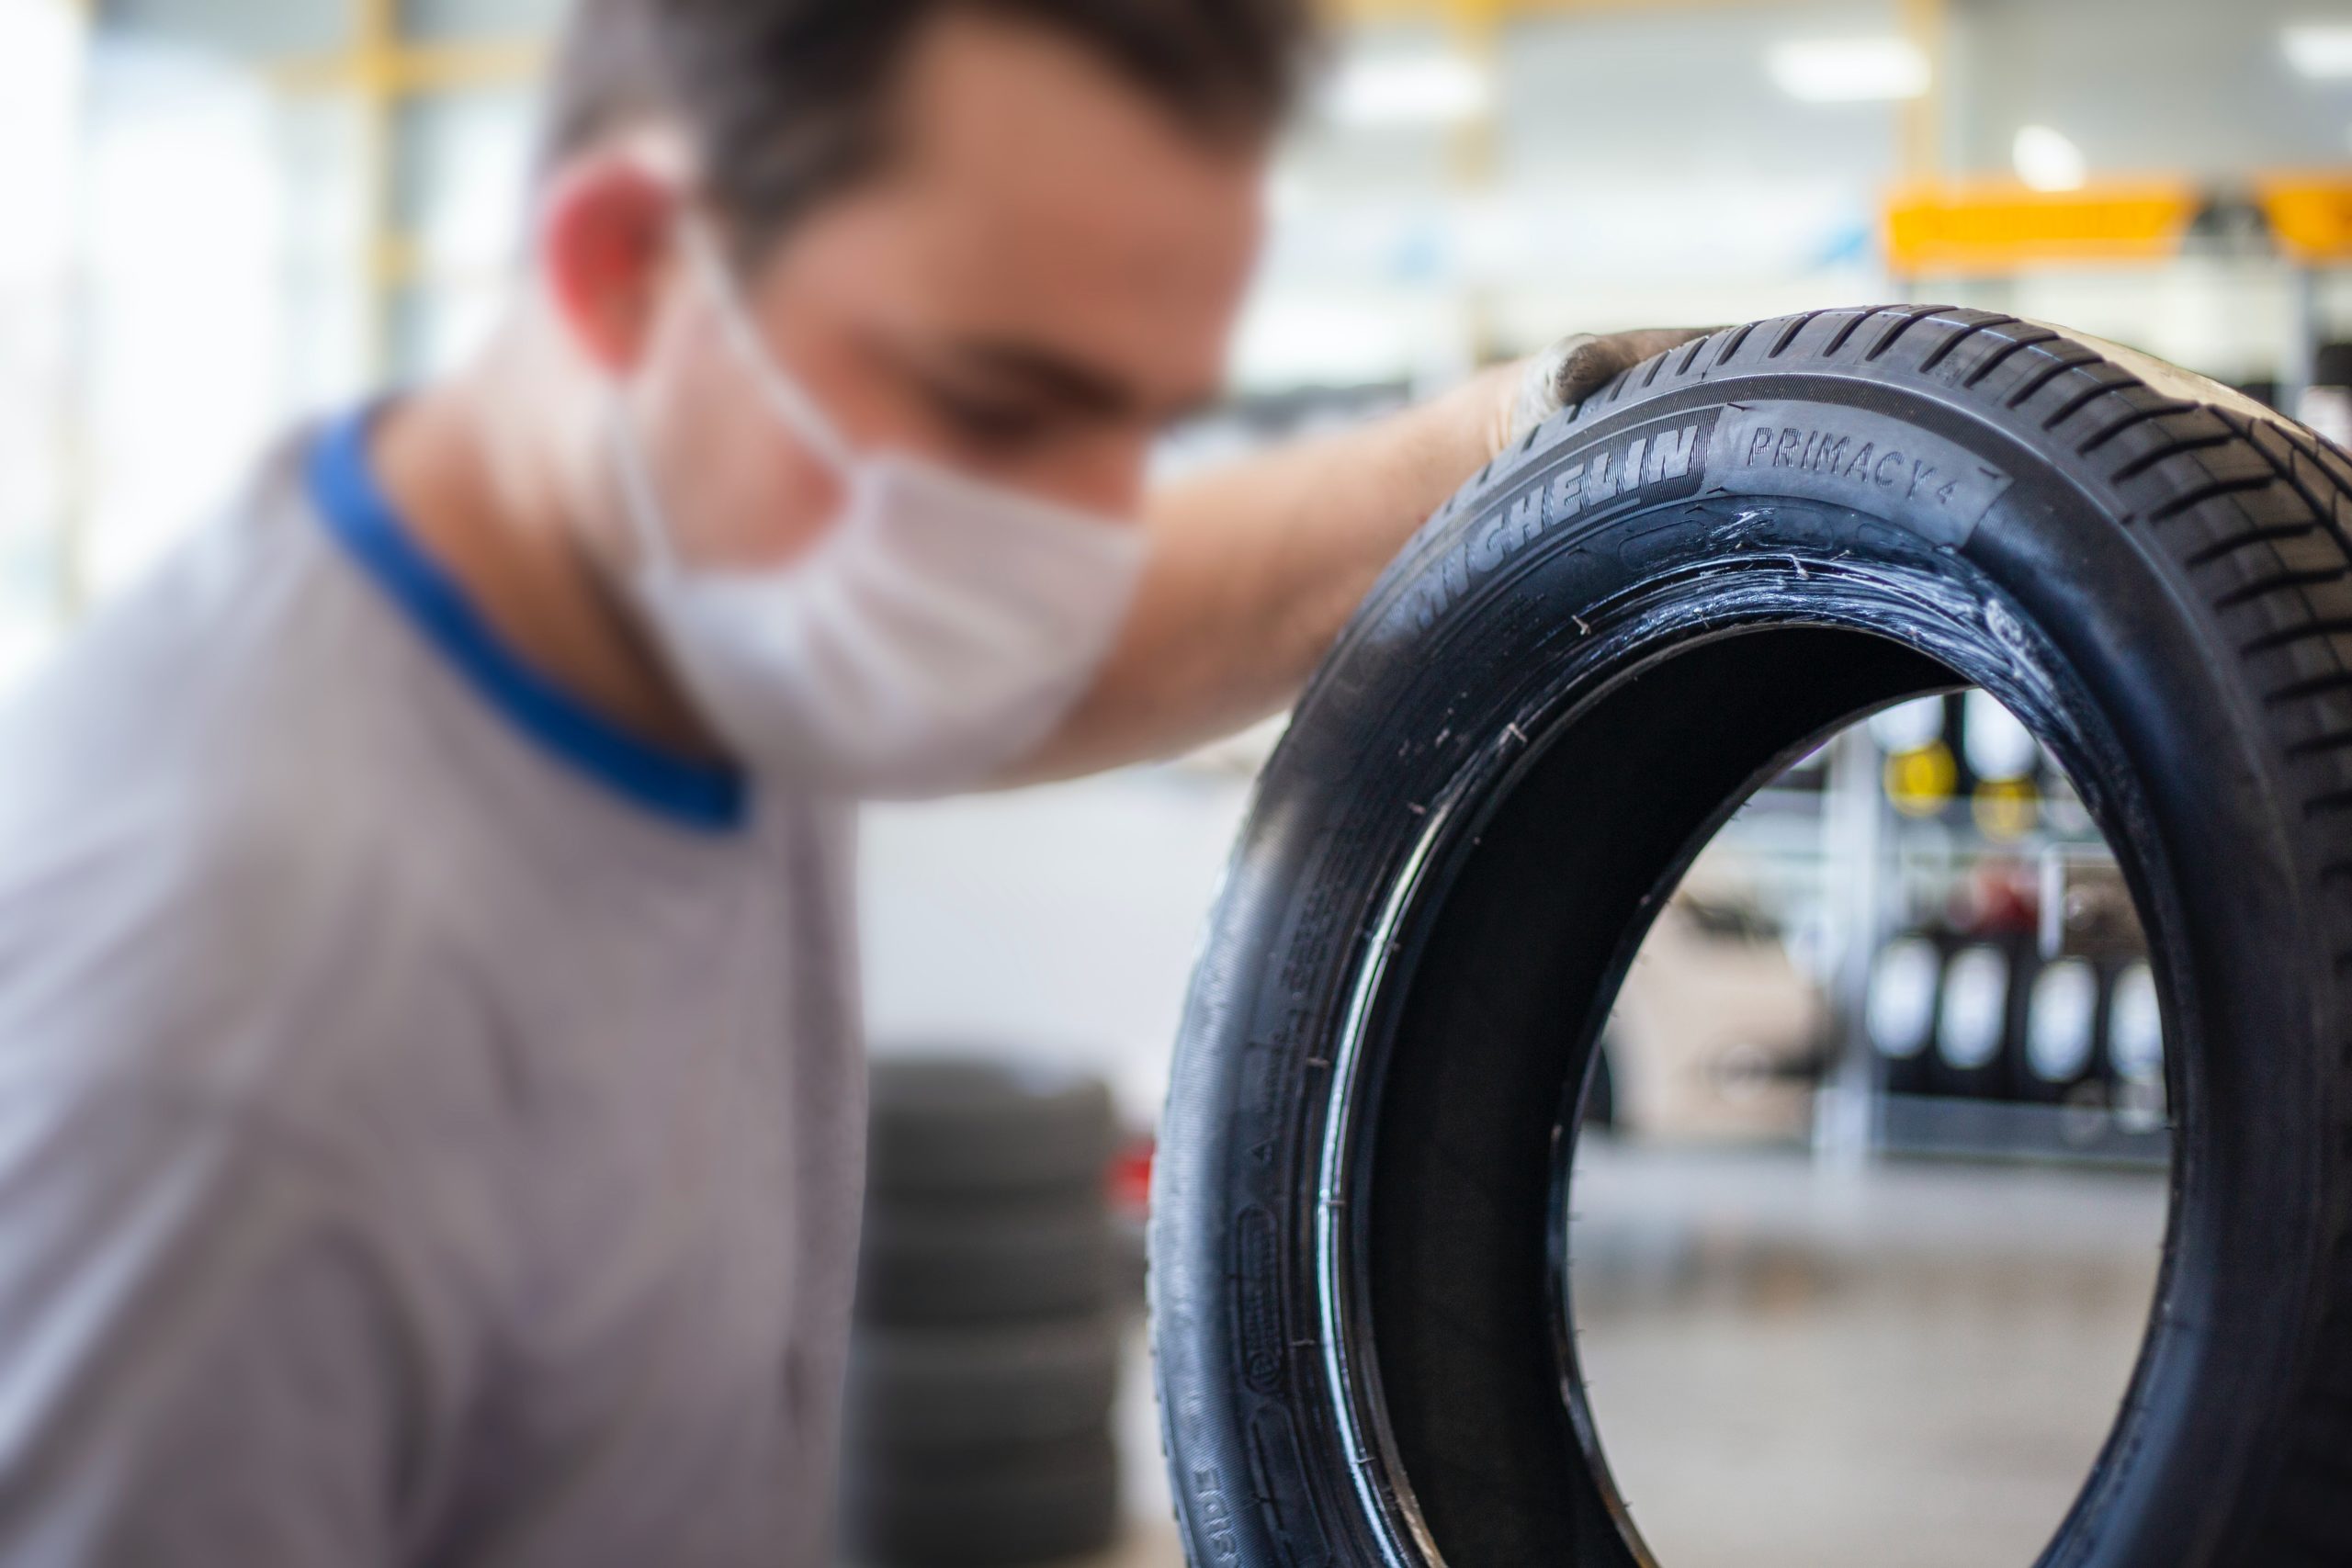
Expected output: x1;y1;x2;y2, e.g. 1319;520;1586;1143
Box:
844;1057;1125;1568
1865;922;2168;1126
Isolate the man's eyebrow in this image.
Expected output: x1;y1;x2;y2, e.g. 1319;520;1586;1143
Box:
941;340;1219;424
944;340;1137;415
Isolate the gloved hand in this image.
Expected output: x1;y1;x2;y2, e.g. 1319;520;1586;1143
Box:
1505;327;1722;450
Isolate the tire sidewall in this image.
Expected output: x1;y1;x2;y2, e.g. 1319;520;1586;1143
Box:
1154;367;2328;1567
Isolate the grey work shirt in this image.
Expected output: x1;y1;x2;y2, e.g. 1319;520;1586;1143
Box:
0;410;865;1566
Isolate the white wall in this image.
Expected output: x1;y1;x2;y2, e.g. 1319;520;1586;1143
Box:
861;768;1257;1125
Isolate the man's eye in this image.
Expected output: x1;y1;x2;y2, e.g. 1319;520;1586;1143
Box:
929;389;1052;446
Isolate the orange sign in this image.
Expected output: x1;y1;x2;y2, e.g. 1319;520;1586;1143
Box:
2258;175;2352;265
1885;181;2201;276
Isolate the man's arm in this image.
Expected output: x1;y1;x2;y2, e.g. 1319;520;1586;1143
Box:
1013;329;1713;784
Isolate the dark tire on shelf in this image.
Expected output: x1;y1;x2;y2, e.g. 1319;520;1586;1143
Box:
846;1316;1122;1452
858;1195;1113;1326
868;1055;1116;1201
1148;307;2352;1567
842;1428;1122;1568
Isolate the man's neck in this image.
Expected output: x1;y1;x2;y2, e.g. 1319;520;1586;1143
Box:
369;339;726;762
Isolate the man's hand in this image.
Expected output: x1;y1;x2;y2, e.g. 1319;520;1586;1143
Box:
1502;328;1721;453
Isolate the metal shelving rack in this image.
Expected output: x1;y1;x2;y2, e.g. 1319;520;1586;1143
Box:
1704;705;2167;1169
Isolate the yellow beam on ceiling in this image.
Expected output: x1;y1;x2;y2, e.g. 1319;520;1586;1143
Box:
268;36;547;96
260;0;546;378
1329;0;1787;18
1440;0;1502;186
355;0;399;378
1897;0;1946;180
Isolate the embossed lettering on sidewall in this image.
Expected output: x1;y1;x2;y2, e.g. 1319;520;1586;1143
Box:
1703;400;2014;548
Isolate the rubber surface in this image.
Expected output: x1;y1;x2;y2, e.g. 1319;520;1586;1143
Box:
842;1429;1122;1568
857;1194;1114;1326
1148;307;2352;1567
869;1055;1117;1200
845;1316;1122;1452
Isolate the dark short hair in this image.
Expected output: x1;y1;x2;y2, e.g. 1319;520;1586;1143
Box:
542;0;1314;254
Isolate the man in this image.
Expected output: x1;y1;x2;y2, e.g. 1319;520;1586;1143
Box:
0;0;1689;1561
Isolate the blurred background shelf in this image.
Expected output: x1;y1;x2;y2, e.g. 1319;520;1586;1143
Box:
1875;1093;2172;1169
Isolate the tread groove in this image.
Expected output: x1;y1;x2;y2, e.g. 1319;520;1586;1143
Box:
2006;350;2104;409
2188;525;2321;569
1866;305;1951;363
2285;423;2352;494
2044;377;2130;432
2215;567;2351;612
1918;314;2018;375
2305;785;2352;818
2245;618;2352;657
2257;667;2352;705
2289;730;2352;761
2149;474;2282;524
2079;400;2200;457
1963;329;2064;389
1713;321;1759;368
1822;310;1876;357
2264;429;2352;561
1769;310;1828;359
2269;671;2352;706
2112;432;2235;484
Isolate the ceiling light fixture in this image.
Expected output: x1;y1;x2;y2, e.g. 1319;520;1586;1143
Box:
2285;24;2352;79
1767;37;1931;103
2013;125;2088;193
1325;53;1492;128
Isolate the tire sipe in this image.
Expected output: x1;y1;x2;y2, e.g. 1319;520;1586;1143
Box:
1148;307;2352;1567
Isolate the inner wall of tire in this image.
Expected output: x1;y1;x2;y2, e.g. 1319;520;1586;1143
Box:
1351;615;2177;1568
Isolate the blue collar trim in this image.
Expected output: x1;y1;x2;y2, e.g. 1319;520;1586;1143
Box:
306;408;749;835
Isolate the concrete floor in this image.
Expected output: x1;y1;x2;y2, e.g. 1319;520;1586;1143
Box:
1076;1144;2168;1568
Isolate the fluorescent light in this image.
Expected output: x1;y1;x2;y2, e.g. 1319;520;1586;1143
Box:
1767;37;1930;103
2285;24;2352;78
2013;125;2087;192
1325;53;1491;128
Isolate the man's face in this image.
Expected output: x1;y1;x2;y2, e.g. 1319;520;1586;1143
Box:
620;8;1269;571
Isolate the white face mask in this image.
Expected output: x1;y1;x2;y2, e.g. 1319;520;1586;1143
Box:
610;223;1149;799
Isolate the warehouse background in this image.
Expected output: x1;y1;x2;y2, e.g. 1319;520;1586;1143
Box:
2;2;2348;1565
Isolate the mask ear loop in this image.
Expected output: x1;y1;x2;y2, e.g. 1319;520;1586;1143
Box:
609;393;682;578
679;219;860;477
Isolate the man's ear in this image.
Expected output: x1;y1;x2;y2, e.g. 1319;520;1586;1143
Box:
536;153;685;375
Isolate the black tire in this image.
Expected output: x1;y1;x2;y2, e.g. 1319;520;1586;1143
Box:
859;1194;1113;1325
846;1316;1122;1452
842;1429;1122;1568
870;1055;1116;1201
1149;307;2352;1566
